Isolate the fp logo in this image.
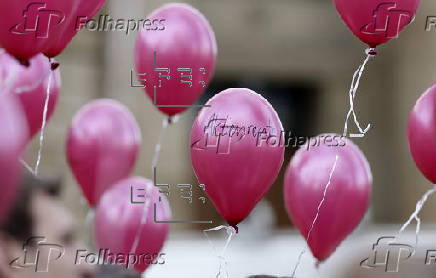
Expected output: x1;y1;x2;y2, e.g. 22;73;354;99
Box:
9;237;65;273
361;2;413;38
360;236;414;273
10;2;65;38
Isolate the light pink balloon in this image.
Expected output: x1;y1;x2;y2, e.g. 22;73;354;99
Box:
190;88;284;230
284;135;372;261
0;52;60;139
66;99;141;207
94;177;171;273
0;0;75;63
408;84;436;184
333;0;420;48
135;3;217;116
44;0;106;58
0;93;28;226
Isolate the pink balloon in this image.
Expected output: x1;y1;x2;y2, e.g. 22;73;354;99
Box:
284;135;372;261
66;99;142;207
0;0;75;63
0;93;28;226
0;52;60;139
44;0;106;58
408;84;436;184
333;0;420;48
135;3;217;116
94;177;171;273
190;88;284;230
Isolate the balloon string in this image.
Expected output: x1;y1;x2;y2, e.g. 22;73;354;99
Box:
2;63;20;91
85;209;95;227
14;69;52;94
150;115;179;178
11;61;53;176
342;48;376;137
290;155;339;278
130;197;151;255
19;159;36;175
203;225;237;278
33;71;52;176
390;184;436;253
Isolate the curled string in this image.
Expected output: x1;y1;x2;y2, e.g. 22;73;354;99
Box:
290;155;339;278
343;48;376;137
203;225;237;278
390;184;436;254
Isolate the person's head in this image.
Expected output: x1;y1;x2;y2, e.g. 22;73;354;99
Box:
0;174;94;278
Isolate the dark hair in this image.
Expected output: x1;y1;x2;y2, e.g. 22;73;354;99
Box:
1;173;61;242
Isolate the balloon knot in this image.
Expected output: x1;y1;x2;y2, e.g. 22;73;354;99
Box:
18;58;30;67
365;48;377;57
230;224;239;234
168;115;180;125
51;62;60;71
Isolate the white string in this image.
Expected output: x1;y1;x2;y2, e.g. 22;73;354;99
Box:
85;209;95;227
151;116;172;178
390;184;436;254
14;69;52;94
127;115;179;260
130;198;151;255
19;158;36;176
343;49;375;137
203;225;237;278
8;60;54;176
290;155;339;277
33;71;52;176
2;64;20;91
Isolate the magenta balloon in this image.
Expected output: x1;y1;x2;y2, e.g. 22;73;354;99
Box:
94;177;171;273
66;99;141;207
333;0;420;48
134;3;217;116
190;88;284;229
284;135;372;261
408;85;436;184
44;0;106;57
0;0;74;62
0;93;28;226
0;52;60;139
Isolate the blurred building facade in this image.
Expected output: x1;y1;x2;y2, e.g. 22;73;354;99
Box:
30;0;436;234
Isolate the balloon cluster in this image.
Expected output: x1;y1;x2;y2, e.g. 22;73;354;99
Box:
67;3;217;274
0;0;106;64
0;0;434;276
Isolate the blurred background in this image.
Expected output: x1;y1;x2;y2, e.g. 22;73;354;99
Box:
20;0;436;277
